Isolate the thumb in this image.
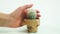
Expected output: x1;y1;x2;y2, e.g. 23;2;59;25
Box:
20;4;33;11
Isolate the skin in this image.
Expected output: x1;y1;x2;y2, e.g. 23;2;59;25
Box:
0;4;40;28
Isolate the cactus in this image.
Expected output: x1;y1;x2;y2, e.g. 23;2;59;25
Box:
27;9;37;19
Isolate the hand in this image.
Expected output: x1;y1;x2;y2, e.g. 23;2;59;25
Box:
9;4;40;28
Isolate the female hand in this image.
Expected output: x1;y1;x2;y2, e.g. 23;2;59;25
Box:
9;4;40;28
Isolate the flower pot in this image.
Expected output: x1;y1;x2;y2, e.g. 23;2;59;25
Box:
24;19;40;33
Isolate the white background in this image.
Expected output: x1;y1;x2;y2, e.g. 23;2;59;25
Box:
0;0;60;34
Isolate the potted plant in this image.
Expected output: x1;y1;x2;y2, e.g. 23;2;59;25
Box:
24;9;40;33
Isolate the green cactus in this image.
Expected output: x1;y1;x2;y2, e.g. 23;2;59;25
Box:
27;9;37;19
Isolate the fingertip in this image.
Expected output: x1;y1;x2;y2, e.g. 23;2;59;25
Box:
27;4;33;8
28;4;33;6
20;4;33;10
36;10;40;13
37;13;41;17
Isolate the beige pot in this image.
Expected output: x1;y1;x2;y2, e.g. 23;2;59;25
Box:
24;19;40;33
